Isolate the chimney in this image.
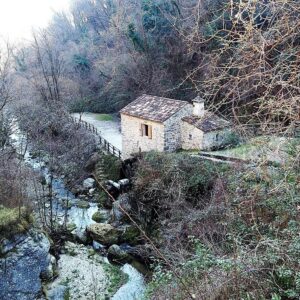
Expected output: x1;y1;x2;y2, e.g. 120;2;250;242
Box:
192;96;205;117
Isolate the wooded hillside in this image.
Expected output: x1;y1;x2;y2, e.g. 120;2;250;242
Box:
12;0;300;135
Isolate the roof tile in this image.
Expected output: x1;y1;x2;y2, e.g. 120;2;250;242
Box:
120;94;190;123
182;113;230;132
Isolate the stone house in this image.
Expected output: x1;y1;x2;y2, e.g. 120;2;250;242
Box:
181;97;232;151
120;94;232;159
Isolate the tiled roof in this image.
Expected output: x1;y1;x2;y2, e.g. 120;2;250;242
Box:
120;94;190;123
182;113;231;132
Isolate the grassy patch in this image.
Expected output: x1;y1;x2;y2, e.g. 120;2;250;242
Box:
103;263;129;296
209;136;299;162
95;114;114;121
0;206;33;239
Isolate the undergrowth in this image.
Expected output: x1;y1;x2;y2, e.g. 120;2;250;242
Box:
135;148;300;299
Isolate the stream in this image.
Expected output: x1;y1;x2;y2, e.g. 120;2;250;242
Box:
10;122;146;300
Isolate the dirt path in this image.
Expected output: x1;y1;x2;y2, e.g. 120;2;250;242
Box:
73;113;122;151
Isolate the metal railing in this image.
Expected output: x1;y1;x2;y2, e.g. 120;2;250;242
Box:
69;116;122;159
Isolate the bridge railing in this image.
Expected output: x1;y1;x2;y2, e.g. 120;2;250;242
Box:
69;116;122;159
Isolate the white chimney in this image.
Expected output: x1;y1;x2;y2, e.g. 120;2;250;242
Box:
192;96;205;117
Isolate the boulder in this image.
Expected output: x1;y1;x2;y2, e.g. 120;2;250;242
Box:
87;223;119;245
127;244;154;263
83;178;95;189
110;193;132;223
92;241;104;251
92;210;110;223
108;244;129;261
75;200;90;209
41;254;57;280
0;230;52;300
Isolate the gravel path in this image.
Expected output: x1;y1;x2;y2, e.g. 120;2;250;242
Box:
73;113;122;151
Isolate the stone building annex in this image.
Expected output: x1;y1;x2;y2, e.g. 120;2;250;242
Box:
120;94;232;159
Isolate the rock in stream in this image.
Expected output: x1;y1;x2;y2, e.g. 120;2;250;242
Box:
0;230;54;300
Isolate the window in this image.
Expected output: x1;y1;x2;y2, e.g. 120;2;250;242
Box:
189;134;192;140
140;124;152;139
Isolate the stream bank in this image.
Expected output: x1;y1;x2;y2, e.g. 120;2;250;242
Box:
5;123;147;300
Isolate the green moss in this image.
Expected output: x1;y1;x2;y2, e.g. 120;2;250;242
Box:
97;191;108;207
62;200;73;209
120;225;140;243
95;114;114;121
66;223;77;232
0;206;32;239
103;263;129;296
76;201;90;209
63;287;70;300
92;211;107;223
88;249;95;257
96;154;121;182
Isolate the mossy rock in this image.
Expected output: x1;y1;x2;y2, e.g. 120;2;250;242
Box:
97;191;108;206
61;200;73;209
92;210;109;223
76;201;90;209
103;263;129;297
119;225;140;244
0;206;33;239
87;224;119;245
66;223;77;232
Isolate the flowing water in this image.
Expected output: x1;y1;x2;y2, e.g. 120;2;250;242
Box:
112;264;146;300
10;122;146;300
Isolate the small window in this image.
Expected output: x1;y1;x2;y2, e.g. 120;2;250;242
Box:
216;133;219;141
189;134;192;140
140;124;152;139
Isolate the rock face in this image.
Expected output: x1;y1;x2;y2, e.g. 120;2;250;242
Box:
0;230;52;300
87;223;119;245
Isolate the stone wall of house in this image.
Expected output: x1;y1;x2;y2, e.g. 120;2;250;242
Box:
121;114;165;159
181;121;204;150
163;104;193;152
202;128;233;150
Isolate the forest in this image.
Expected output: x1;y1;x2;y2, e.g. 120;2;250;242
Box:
0;0;300;299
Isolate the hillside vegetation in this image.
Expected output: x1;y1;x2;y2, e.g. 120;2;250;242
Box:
0;0;300;299
11;0;300;135
132;150;300;299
